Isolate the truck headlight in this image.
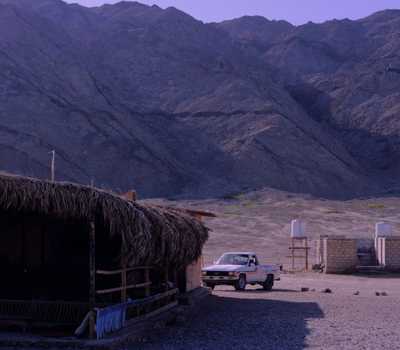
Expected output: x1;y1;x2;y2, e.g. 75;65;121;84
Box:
202;271;207;276
228;272;236;276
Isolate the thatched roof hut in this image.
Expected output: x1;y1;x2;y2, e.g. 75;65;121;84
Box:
0;172;209;268
0;172;212;335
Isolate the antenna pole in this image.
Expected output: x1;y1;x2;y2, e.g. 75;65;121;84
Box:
50;150;55;182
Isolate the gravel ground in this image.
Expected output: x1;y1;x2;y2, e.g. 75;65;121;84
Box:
131;274;400;350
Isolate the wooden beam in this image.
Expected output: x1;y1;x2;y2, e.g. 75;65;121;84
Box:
88;221;96;339
121;190;137;201
288;237;309;272
96;282;151;295
96;266;153;275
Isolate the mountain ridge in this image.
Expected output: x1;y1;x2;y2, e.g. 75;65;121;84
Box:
0;1;398;198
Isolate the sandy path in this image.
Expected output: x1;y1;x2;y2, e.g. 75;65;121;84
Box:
131;274;400;350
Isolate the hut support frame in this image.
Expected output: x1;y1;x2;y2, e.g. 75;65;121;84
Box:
89;221;96;339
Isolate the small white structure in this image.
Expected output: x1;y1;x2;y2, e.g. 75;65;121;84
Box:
291;219;306;238
289;220;309;271
375;222;392;237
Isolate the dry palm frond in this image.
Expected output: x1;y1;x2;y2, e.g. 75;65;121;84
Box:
0;173;208;268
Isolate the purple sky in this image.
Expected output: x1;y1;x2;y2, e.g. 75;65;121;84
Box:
66;0;400;25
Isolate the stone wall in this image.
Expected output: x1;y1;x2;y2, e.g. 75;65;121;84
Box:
320;236;400;273
316;235;346;266
323;238;358;273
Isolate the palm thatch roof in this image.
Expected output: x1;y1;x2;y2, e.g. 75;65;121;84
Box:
0;173;209;268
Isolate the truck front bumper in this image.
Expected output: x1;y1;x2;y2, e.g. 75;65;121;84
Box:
202;276;238;284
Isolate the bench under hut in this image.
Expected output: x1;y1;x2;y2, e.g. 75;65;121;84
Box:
0;173;209;337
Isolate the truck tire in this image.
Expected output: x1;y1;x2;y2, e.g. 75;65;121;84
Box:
234;274;246;291
204;282;215;290
263;274;274;291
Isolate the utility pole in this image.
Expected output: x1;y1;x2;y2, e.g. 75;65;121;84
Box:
50;150;55;182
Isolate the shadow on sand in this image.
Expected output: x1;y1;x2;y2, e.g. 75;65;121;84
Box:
133;293;324;350
217;287;300;293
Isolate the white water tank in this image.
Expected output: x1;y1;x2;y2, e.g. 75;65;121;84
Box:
375;222;392;237
291;219;306;238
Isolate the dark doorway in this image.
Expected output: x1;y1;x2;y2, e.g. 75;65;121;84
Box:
0;212;90;301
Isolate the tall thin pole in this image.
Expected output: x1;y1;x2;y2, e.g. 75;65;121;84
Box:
50;150;55;182
291;238;295;272
305;238;309;271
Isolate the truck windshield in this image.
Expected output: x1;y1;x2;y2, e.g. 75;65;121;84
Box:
217;254;249;265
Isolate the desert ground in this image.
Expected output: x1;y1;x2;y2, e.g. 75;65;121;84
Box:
4;275;399;350
147;188;400;267
135;190;400;349
132;273;400;350
3;190;400;349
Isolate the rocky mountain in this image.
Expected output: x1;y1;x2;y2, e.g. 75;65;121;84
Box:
0;0;398;198
217;11;400;190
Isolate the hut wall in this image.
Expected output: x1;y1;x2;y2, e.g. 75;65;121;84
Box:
0;211;90;301
185;257;202;292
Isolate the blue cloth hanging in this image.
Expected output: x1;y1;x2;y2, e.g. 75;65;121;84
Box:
95;294;166;339
96;303;127;339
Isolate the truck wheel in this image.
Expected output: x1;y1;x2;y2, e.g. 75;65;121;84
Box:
263;274;274;291
204;282;215;290
234;274;246;291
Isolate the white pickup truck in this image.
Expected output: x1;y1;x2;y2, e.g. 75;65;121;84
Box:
202;252;281;291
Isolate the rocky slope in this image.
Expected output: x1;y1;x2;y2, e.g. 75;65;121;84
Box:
0;0;397;198
218;11;400;193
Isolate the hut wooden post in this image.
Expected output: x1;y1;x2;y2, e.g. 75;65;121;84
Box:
89;221;96;339
121;256;127;303
173;269;178;290
164;265;169;292
144;268;150;297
